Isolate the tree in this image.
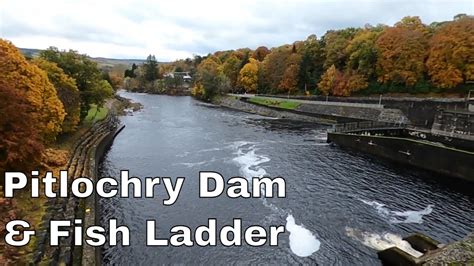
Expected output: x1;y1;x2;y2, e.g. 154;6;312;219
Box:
298;35;324;92
194;57;229;100
108;72;124;90
318;65;338;95
164;75;183;90
252;46;270;61
375;17;428;87
1;40;65;142
426;16;474;89
345;28;382;79
0;78;44;171
124;63;137;78
238;58;259;93
318;65;367;96
322;28;359;69
144;54;158;82
222;54;242;89
239;50;250;70
39;47;112;119
32;58;81;133
279;53;301;94
262;45;293;93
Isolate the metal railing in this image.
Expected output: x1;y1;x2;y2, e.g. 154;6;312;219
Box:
331;121;406;133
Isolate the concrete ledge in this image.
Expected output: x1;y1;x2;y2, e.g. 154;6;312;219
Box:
404;233;440;253
378;247;418;265
327;132;474;182
82;124;125;266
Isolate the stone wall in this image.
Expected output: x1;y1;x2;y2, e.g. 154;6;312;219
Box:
261;94;467;128
32;114;122;265
220;96;408;124
215;96;336;124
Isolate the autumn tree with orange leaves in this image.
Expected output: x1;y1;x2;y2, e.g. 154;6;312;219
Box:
375;16;428;87
0;40;65;142
426;15;474;89
318;65;368;96
0;78;44;171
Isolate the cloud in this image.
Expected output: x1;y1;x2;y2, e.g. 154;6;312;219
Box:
0;0;472;60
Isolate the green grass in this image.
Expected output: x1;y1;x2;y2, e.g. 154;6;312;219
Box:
85;104;108;122
248;97;300;110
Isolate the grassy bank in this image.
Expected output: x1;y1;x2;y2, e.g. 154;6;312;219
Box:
85;104;108;123
247;97;300;110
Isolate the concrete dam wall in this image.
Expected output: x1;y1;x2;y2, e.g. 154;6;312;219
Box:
327;132;474;182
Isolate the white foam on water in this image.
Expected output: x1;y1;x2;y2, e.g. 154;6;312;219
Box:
232;146;270;178
346;227;423;258
312;129;328;142
361;199;433;224
390;205;433;224
286;215;321;257
231;141;321;257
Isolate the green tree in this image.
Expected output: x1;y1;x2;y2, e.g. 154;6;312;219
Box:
345;27;383;79
194;57;229;100
298;34;324;93
322;28;359;69
144;54;158;82
124;63;137;78
39;47;113;119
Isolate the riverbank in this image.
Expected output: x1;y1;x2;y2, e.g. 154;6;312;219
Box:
32;99;126;265
0;96;136;265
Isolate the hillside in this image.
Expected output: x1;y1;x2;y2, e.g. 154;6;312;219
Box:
19;47;146;67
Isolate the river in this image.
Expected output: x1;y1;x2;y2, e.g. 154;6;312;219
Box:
99;92;473;265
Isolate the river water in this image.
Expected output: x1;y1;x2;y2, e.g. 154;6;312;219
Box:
99;92;473;265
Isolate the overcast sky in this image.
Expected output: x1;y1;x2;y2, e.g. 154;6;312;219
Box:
1;0;472;61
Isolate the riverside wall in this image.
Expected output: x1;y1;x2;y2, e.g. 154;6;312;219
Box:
327;132;474;182
82;122;125;266
31;114;124;266
215;96;336;124
217;96;409;124
261;94;467;128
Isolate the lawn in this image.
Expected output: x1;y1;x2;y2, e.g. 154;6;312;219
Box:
248;97;300;110
85;104;108;122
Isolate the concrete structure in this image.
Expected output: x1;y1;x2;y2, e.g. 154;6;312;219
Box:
327;128;474;182
378;232;474;265
431;109;473;141
228;94;409;124
257;94;468;128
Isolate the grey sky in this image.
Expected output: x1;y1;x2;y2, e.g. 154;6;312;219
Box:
1;0;472;61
